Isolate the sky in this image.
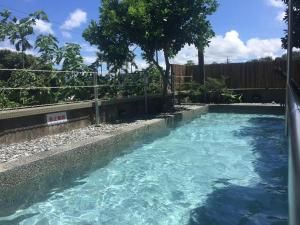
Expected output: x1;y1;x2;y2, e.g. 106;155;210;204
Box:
0;0;288;69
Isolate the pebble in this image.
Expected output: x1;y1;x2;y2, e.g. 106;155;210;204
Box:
0;120;147;164
0;105;195;164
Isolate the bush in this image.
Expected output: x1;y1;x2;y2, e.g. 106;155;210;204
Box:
0;63;163;109
186;78;242;104
6;71;51;106
0;91;19;108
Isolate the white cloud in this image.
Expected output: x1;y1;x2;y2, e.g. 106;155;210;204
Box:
33;20;54;34
0;39;37;55
171;45;198;65
0;39;16;52
246;38;283;58
171;30;284;64
60;9;87;31
135;58;149;70
266;0;285;8
61;31;72;39
276;11;285;22
81;43;98;53
266;0;285;22
83;56;97;65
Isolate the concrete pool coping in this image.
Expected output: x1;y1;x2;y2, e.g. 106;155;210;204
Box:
0;104;285;214
0;105;207;172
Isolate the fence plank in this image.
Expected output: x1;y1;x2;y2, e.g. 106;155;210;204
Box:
171;59;300;89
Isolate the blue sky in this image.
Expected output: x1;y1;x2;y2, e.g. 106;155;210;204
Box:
0;0;287;67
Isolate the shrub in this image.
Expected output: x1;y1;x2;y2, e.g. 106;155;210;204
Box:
187;78;242;104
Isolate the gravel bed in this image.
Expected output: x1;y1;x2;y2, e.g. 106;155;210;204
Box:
0;120;147;164
0;105;199;164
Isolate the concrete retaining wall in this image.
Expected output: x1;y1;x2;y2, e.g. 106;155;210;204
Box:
0;95;168;144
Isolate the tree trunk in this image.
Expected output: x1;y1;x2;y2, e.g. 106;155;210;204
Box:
162;49;171;110
198;48;205;84
21;40;25;69
22;50;25;69
151;49;171;111
163;50;170;98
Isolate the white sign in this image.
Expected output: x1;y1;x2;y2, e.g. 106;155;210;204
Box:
46;112;68;126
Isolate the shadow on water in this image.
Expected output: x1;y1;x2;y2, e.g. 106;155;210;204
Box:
0;213;39;225
188;116;288;225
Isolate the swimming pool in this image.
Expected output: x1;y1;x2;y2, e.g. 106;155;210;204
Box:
0;113;288;225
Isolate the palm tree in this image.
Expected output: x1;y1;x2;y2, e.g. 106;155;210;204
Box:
35;34;59;65
0;10;12;41
9;10;48;68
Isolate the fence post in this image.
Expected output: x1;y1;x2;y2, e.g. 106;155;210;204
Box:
144;71;148;114
93;71;100;126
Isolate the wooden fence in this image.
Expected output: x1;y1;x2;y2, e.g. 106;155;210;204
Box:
171;59;300;89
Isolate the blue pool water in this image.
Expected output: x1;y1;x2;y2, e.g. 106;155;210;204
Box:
0;113;288;225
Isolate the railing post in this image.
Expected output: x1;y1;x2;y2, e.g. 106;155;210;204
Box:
286;0;293;135
93;71;100;126
144;71;148;114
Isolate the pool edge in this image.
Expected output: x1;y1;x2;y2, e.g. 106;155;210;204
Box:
0;105;208;213
0;103;285;214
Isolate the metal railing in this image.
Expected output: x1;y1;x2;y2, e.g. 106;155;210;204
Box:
0;69;161;124
287;80;300;225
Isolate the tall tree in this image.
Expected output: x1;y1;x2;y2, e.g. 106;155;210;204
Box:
83;0;218;101
0;10;12;41
35;34;59;65
8;10;48;68
197;28;214;84
281;0;300;48
59;43;92;101
0;49;38;81
60;43;85;71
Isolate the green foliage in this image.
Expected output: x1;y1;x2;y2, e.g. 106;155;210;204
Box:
0;80;18;108
144;64;161;94
35;34;59;65
281;0;300;49
8;11;48;53
185;78;242;104
0;9;49;68
113;64;162;98
56;43;93;101
0;64;163;109
63;72;94;102
83;0;218;98
97;64;162;99
0;91;18;108
83;19;135;73
280;51;300;60
6;71;50;105
0;8;167;109
60;43;86;71
0;49;38;81
0;10;12;41
185;60;196;66
249;56;274;63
